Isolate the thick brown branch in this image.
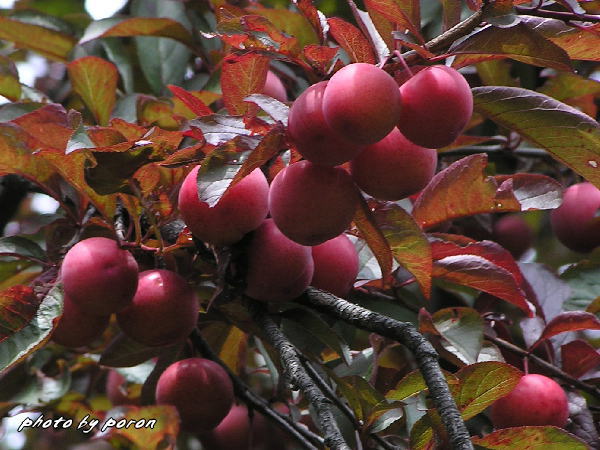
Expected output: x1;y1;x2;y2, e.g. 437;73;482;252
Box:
249;302;351;450
301;288;474;450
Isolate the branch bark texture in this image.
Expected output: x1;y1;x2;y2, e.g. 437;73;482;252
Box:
250;302;351;450
302;288;474;450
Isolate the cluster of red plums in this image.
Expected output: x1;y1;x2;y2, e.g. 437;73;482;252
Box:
50;61;577;438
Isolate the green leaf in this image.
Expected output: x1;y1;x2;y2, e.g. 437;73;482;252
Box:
67;56;118;126
455;361;522;420
538;72;600;102
0;283;63;373
432;307;484;365
79;17;195;47
0;236;46;262
0;16;76;62
133;1;192;96
451;23;572;71
472;426;589;449
281;308;352;365
252;7;319;50
473;87;600;187
386;369;459;401
101;39;135;95
100;333;165;368
561;255;600;311
375;204;432;297
0;55;21;102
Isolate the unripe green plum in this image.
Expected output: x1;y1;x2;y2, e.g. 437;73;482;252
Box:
323;63;402;145
106;370;138;406
492;215;533;259
178;166;269;246
311;234;359;298
490;374;569;428
350;127;437;200
264;70;288;102
269;160;359;245
397;65;473;148
116;270;198;347
245;219;314;302
156;358;234;431
61;237;139;316
288;81;364;166
550;182;600;253
51;295;110;348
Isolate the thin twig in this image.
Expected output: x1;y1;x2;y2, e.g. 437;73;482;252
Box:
487;335;600;399
515;6;600;23
301;288;473;450
249;302;351;450
189;330;323;450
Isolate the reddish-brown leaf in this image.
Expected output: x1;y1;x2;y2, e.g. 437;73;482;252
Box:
221;53;270;116
561;339;600;379
68;56;118;126
530;312;600;349
294;0;325;41
520;16;600;62
412;154;563;229
471;426;589;449
375;204;432;297
433;255;532;317
364;0;422;42
353;197;393;286
451;23;572;71
231;126;285;186
11;104;73;150
0;286;40;343
0;17;76;62
327;18;377;64
303;44;339;74
168;85;213;117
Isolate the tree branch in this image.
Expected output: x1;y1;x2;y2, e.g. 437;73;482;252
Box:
301;288;473;450
515;6;600;23
300;356;398;450
249;302;351;450
487;335;600;399
189;330;323;450
390;8;485;68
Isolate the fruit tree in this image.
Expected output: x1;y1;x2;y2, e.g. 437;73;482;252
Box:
0;0;598;449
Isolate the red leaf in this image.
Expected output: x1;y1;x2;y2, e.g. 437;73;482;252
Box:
303;44;339;74
433;254;532;317
327;18;376;64
221;53;270;116
561;340;600;379
531;312;600;349
0;286;40;343
412;154;563;229
294;0;325;40
363;0;422;43
431;239;525;287
12;104;72;149
352;197;393;287
168;85;213;117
